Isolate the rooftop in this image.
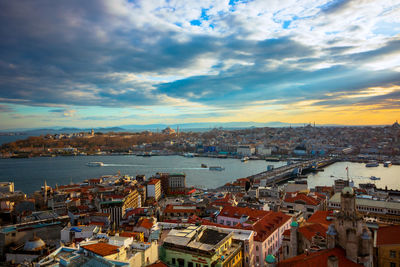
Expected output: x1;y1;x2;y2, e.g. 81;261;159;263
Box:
82;242;120;257
376;225;400;246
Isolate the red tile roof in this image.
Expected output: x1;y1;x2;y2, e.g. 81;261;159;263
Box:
82;243;120;256
307;211;334;227
248;211;291;242
284;192;326;206
137;218;154;229
377;225;400;246
164;205;199;214
299;223;328;241
148;179;160;185
218;206;269;221
277;247;362;267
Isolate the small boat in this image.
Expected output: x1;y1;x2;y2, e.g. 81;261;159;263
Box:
241;156;249;162
86;162;104;167
209;166;225;171
201;164;207;168
370;176;381;180
330;175;335;178
365;161;379;167
184;153;195;157
384;161;392;167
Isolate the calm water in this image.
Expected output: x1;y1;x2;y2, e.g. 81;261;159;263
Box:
307;161;400;190
0;155;285;194
1;156;399;194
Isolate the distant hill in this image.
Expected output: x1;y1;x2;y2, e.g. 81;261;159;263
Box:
0;121;386;136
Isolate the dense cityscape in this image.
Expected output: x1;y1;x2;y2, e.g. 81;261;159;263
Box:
1;0;400;266
0;122;399;266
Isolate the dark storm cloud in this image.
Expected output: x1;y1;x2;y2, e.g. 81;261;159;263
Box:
0;0;399;111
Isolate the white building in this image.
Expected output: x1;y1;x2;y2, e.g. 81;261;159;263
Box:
60;225;99;243
237;145;255;156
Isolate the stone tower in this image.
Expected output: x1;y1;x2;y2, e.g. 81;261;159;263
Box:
290;221;299;257
326;187;372;266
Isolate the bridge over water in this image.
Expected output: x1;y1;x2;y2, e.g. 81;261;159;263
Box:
247;157;338;187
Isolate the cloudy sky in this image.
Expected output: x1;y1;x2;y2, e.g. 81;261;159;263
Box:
0;0;400;129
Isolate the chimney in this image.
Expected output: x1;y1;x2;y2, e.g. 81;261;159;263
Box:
327;255;338;267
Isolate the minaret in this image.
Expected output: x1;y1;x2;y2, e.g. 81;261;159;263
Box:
44;180;48;204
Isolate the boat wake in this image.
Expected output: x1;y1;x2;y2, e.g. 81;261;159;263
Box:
102;164;207;170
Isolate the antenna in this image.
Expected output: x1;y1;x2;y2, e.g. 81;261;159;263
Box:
346;166;349;181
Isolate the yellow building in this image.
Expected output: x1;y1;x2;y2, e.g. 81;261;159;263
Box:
376;225;400;267
161;225;243;267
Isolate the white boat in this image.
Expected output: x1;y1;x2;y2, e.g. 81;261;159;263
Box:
209;166;225;171
370;176;381;180
86;162;104;167
365;161;379;167
384;161;392;167
184;153;195;157
241;156;249;162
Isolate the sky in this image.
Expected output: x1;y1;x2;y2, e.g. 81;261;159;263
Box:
0;0;400;130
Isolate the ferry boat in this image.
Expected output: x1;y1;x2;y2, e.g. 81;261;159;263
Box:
241;156;249;162
86;162;104;167
384;161;392;167
365;161;379;167
209;166;225;171
370;176;381;180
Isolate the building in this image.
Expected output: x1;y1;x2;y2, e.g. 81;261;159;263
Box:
284;187;373;266
147;179;161;201
163;205;200;221
375;225;400;267
60;225;99;243
237;145;255;156
333;179;350;193
0;182;14;194
161;225;243;267
156;173;186;195
168;173;186;194
282;191;327;219
216;206;292;266
328;192;400;224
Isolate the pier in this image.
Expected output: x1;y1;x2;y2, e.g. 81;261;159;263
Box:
248;157;338;186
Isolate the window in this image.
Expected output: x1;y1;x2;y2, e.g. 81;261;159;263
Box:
195;264;201;267
188;263;193;267
177;258;185;267
256;245;259;251
390;263;396;267
390;250;397;258
256;256;259;262
172;258;176;264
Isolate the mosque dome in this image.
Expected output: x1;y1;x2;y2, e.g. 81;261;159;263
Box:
23;237;46;252
342;186;354;196
265;254;276;263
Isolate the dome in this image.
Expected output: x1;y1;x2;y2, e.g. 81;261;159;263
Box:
23;237;46;251
342;186;354;196
290;221;299;227
265;254;276;263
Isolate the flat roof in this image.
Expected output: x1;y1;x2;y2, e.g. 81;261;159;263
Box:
329;193;400;210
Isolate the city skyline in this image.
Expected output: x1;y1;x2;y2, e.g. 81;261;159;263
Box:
1;0;400;130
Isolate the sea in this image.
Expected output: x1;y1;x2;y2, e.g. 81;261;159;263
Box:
0;155;399;195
